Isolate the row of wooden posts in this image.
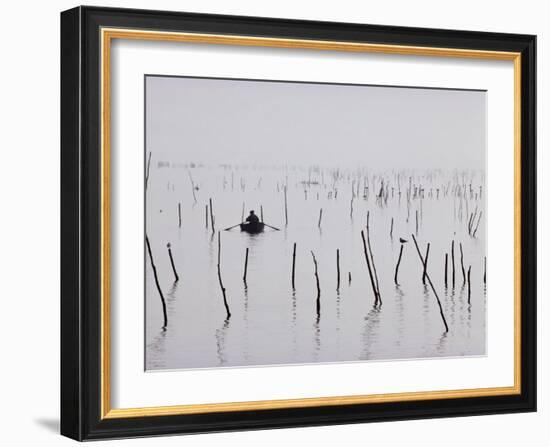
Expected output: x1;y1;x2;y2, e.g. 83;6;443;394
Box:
147;226;485;332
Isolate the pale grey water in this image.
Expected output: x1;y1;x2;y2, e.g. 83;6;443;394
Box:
145;165;486;370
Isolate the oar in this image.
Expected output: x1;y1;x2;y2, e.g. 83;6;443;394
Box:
224;223;242;231
264;223;280;231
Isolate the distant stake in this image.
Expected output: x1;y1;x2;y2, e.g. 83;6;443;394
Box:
260;205;264;222
243;247;249;284
348;272;352;284
145;236;167;328
311;251;321;318
205;204;209;229
411;235;449;333
390;217;394;239
241;202;245;222
451;239;456;288
209;198;215;233
459;242;466;284
336;249;341;290
166;242;179;282
415;210;419;235
178;203;182;228
484;256;487;284
350;197;354;219
422;243;431;285
394;243;404;285
467;265;472;304
217;232;231;319
473;211;483;237
291;243;297;290
318;208;323;228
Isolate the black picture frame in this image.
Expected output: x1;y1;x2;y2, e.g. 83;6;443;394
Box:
61;5;536;441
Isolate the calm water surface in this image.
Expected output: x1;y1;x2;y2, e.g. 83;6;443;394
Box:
145;165;486;370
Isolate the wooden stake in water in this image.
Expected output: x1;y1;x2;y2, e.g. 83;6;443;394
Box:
209;198;215;233
348;272;352;284
473;211;483;237
361;230;379;305
336;249;341;290
145;236;167;328
444;253;448;287
390;217;394;239
260;205;264;222
205;204;209;229
467;265;472;304
217;232;231;319
291;242;297;290
243;247;249;285
318;208;323;228
366;212;381;304
241;202;245;223
178;202;182;228
422;243;431;285
459;242;466;284
484;256;487;284
411;235;449;333
188;171;197;204
311;251;321;318
394;243;404;285
166;242;179;283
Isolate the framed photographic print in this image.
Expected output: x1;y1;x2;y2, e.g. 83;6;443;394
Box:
60;6;536;441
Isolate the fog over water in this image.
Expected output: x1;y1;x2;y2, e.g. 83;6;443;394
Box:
145;76;487;370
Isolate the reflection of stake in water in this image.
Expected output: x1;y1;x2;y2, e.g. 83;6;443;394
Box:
361;306;381;360
215;319;230;367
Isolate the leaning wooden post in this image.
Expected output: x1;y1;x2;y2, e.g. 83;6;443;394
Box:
459;242;466;284
311;251;321;318
217;232;231;319
243;248;249;285
166;242;179;283
336;249;341;290
145;236;167;328
467;265;472;304
366;212;381;303
209;198;215;233
394;242;404;285
411;235;449;332
291;242;297;290
361;230;379;305
422;243;430;285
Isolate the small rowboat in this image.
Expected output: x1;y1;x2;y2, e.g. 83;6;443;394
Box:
240;222;265;234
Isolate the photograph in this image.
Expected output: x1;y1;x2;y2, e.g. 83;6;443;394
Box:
144;75;487;371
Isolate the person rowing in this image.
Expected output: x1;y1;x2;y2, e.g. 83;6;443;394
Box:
246;210;260;225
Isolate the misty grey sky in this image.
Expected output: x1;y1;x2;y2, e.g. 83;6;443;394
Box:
145;76;486;169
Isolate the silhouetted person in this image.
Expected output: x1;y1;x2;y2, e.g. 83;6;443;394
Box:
246;210;260;224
